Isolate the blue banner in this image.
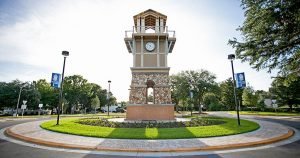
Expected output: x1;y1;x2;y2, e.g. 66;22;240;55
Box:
51;73;61;88
235;72;246;88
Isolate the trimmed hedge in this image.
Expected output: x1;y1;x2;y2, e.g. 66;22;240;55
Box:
76;117;225;128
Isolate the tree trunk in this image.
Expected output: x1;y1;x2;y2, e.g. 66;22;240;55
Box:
190;105;193;116
175;100;179;112
198;100;202;114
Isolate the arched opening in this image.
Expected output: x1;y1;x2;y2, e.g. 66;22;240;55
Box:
147;88;154;104
146;80;155;104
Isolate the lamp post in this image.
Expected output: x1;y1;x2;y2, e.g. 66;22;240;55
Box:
57;51;69;125
107;80;111;116
188;79;193;116
228;54;240;126
15;84;27;117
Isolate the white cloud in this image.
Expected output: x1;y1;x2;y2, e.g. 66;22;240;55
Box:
0;0;275;101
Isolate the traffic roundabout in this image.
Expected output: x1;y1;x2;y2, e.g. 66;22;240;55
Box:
1;117;295;153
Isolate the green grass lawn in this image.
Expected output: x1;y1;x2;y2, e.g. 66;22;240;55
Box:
40;117;259;139
229;111;300;116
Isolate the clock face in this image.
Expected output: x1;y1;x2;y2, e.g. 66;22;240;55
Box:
145;42;155;52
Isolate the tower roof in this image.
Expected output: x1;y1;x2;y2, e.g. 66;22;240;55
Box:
133;9;167;27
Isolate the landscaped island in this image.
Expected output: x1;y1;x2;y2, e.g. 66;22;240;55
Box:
40;116;259;139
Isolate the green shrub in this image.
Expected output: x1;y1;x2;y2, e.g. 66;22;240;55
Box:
208;103;223;111
76;117;224;128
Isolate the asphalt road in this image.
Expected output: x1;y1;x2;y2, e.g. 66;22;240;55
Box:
0;115;299;158
215;117;300;158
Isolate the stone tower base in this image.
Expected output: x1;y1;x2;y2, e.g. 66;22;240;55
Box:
126;104;175;121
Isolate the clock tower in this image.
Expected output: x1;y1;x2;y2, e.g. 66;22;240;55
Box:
124;9;176;120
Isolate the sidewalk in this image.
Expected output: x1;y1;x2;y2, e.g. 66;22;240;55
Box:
5;119;294;152
209;111;300;121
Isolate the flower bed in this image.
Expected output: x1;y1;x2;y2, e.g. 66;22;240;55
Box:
76;117;225;128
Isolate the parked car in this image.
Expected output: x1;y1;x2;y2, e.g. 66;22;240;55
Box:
116;107;126;113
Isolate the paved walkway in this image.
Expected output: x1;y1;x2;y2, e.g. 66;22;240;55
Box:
5;118;294;152
208;111;300;122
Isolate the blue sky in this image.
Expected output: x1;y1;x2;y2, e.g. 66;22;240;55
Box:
0;0;275;101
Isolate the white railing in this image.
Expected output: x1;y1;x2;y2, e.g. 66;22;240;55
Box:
125;26;176;38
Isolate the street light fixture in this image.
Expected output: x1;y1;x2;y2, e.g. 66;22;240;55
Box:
15;83;27;117
228;54;241;126
107;80;111;116
57;51;69;125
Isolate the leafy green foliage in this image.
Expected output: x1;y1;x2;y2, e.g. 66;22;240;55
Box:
219;78;243;110
0;81;20;109
203;93;219;106
21;82;41;109
0;80;40;110
119;101;127;108
208;103;224;111
203;93;224;111
63;75;92;113
0;75;115;114
170;70;218;113
229;0;300;83
270;76;300;111
242;86;259;108
89;83;108;110
91;95;100;114
36;79;59;110
203;93;223;111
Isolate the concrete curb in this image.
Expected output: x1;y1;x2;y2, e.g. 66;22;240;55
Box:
5;127;294;152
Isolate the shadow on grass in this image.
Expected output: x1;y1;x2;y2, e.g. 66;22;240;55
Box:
107;126;196;139
107;127;146;139
157;127;196;139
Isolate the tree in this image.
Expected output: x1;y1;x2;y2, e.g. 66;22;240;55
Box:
0;81;19;109
99;89;108;109
170;75;189;112
255;90;270;111
203;92;222;111
120;101;127;108
108;94;117;105
0;80;40;111
21;81;41;110
36;79;59;113
79;83;93;114
270;77;300;111
229;0;300;83
89;83;110;111
170;70;217;114
1;75;114;115
219;78;243;110
91;95;100;114
242;86;259;110
185;70;217;114
203;93;219;106
63;75;92;114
